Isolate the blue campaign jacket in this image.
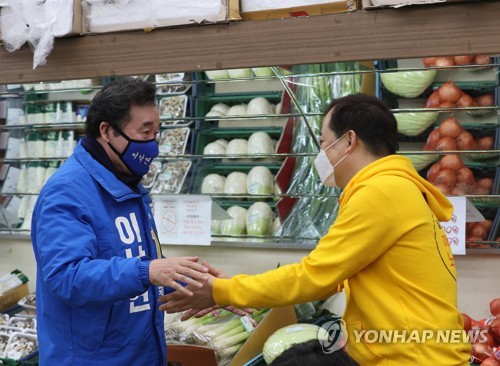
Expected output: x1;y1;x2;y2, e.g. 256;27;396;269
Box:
31;142;166;366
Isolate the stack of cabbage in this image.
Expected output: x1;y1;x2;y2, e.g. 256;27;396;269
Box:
201;166;275;196
205;97;281;121
203;131;277;157
380;69;438;137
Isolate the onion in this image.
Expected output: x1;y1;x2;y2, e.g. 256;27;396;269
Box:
461;313;472;331
434;183;451;195
456;166;474;185
435;57;455;67
435;169;457;187
470;224;488;240
480;357;500;366
475;94;494;107
491;298;500;318
476;178;494;193
436;136;458;151
453;55;474;65
474;54;492;65
438;116;463;138
475;186;491;195
423;57;437;67
477;219;493;232
438;80;463;102
470;342;492;363
477;136;494;150
426;91;441;108
456;93;476;108
426;128;441;149
439;154;463;172
456;131;477;151
451;186;465;195
439;101;456;108
427;163;441;182
488;317;500;342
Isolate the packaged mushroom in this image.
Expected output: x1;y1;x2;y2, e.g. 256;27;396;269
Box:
158;127;190;156
151;161;192;194
8;317;36;331
0;333;9;355
0;314;8;326
141;161;161;189
18;292;36;310
159;95;188;120
0;326;23;336
4;332;37;360
155;73;192;95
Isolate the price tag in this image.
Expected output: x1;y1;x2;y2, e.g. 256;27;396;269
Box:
441;197;485;255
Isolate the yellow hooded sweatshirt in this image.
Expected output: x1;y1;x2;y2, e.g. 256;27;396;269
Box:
213;155;471;365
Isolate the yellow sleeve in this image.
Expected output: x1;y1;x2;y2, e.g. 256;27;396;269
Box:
213;184;404;308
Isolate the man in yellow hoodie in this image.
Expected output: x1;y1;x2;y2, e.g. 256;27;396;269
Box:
160;94;471;365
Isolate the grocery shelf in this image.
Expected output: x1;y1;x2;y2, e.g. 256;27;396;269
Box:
0;2;500;84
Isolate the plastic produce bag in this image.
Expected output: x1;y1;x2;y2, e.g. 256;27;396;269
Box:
0;0;77;69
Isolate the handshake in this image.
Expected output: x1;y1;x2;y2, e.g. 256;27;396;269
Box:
149;256;247;319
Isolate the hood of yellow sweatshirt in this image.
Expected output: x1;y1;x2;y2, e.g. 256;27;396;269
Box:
341;155;453;221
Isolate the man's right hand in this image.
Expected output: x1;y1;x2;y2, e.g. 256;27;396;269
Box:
149;256;209;296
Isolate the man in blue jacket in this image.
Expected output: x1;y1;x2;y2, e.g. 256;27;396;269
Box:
31;78;209;365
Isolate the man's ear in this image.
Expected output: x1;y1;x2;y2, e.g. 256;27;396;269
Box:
99;121;111;142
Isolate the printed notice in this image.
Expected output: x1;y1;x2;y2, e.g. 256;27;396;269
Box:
154;195;211;245
441;197;485;255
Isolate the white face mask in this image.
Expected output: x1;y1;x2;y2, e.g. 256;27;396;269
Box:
314;132;350;187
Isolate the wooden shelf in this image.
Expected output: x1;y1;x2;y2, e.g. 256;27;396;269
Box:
0;1;499;84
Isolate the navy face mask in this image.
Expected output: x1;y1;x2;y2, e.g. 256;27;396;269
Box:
108;126;159;177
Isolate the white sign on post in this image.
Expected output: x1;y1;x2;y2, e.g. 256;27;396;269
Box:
153;195;212;245
441;196;485;255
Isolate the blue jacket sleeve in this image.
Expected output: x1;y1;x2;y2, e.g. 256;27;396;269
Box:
32;183;149;307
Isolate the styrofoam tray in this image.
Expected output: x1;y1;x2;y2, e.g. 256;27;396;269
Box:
159;127;190;156
155;73;192;95
141;161;161;189
159;95;188;120
4;332;38;361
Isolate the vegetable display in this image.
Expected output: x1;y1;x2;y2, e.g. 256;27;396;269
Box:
423;55;492;67
461;297;500;365
165;308;269;365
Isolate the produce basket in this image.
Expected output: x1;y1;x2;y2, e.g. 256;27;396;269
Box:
141;161;161;190
3;332;37;362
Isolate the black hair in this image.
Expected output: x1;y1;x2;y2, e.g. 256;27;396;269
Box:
325;93;399;156
85;77;157;138
269;340;359;366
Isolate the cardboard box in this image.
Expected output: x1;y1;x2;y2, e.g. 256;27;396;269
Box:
0;283;29;312
82;0;239;35
230;306;298;366
240;0;359;21
167;344;218;366
361;0;467;9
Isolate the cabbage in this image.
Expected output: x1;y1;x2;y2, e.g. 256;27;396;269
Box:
226;104;248;117
247;97;275;115
210;103;230;115
273;183;282;202
227;68;253;78
205;110;224;119
205;70;229;80
214;139;228;148
211;220;222;235
203;142;226;155
275;102;282;114
251;67;274;77
226;139;248;155
201;174;226;194
224;172;248;195
247;166;274;195
220;206;247;235
395;112;438;136
248;132;274;155
263;324;330;364
246;202;273;236
380;69;436;98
